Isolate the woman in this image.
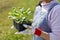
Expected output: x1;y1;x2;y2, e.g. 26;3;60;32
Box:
32;0;60;40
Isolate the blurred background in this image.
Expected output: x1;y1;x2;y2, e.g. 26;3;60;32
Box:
0;0;38;40
0;0;60;40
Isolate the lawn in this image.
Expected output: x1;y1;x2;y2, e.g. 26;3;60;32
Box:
0;0;38;40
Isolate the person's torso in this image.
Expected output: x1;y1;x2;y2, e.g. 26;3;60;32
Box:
33;2;59;33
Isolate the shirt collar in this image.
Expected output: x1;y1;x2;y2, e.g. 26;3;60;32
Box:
41;0;58;11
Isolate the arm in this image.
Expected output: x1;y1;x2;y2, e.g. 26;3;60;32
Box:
40;5;60;40
49;5;60;40
32;6;42;34
34;28;50;40
40;31;50;40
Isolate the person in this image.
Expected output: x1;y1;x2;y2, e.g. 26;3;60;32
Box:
32;0;60;40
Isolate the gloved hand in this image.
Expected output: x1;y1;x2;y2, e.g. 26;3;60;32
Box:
23;24;32;29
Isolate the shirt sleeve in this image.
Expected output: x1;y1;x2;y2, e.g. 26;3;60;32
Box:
49;5;60;40
32;6;41;26
32;6;41;34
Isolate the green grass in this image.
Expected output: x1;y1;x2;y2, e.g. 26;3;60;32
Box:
0;0;38;40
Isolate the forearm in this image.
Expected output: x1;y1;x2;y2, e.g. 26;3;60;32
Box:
34;28;50;40
40;31;50;40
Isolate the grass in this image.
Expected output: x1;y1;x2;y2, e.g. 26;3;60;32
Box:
0;0;38;40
